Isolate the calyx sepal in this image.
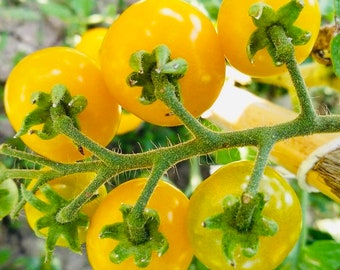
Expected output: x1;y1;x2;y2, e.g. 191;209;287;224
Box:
126;44;188;105
22;184;89;261
15;84;87;140
203;192;278;267
247;0;311;65
100;204;169;268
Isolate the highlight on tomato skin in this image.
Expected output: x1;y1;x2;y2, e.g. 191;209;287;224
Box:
86;178;193;270
217;0;321;77
4;46;121;163
100;0;226;127
187;160;302;270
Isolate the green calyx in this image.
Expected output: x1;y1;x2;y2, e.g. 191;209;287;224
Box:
247;0;311;65
22;184;89;261
15;84;87;140
203;192;278;267
100;204;169;268
127;44;188;105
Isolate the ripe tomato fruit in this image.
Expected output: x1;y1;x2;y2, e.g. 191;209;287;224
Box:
4;47;120;163
100;0;226;126
75;27;108;64
25;172;107;247
86;178;193;270
217;0;321;77
116;110;143;135
75;30;144;134
187;161;302;269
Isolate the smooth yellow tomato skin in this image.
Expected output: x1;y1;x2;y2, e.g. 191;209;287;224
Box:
75;27;108;64
4;47;120;163
187;161;302;270
100;0;226;126
116;110;144;135
25;172;107;247
86;178;193;270
217;0;321;77
75;29;144;134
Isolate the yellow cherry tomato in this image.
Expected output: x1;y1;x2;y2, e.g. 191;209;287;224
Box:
86;178;193;269
217;0;321;77
4;47;120;163
100;0;226;126
187;161;302;269
75;28;144;134
116;110;143;135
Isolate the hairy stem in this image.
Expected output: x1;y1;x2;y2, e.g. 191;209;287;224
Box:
56;168;113;223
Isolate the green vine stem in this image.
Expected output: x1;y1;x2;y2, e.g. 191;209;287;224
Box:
56;167;114;224
268;24;317;119
124;162;169;244
2;100;340;223
151;71;211;138
244;141;275;197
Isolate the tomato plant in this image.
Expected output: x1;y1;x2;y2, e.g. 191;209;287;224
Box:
24;171;107;247
4;47;120;163
86;178;193;270
100;0;226;126
187;160;302;270
217;0;321;77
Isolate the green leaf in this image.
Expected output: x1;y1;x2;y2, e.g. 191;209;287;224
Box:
335;0;340;18
331;34;340;78
0;32;8;51
188;257;209;270
214;148;241;165
301;240;340;269
0;249;11;265
194;0;222;21
0;7;41;21
38;2;73;20
70;0;95;17
0;178;19;220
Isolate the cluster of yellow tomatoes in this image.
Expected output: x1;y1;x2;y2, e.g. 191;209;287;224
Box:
3;0;322;269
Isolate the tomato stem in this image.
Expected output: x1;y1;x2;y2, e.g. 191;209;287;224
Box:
268;25;317;120
56;168;112;224
126;162;168;244
244;141;274;196
235;141;274;231
151;71;213;138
